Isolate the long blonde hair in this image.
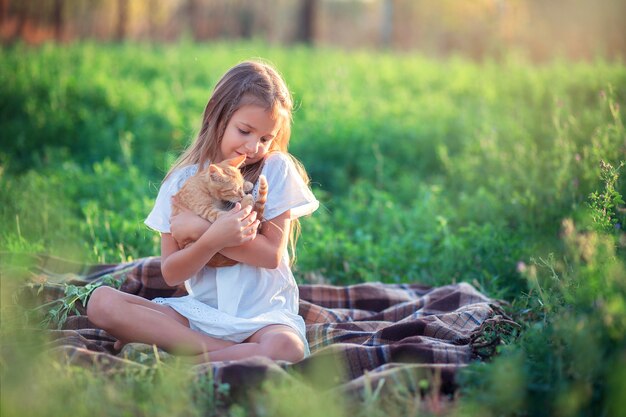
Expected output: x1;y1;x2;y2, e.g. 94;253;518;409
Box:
166;60;310;263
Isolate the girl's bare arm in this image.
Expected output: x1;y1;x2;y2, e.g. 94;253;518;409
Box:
159;233;218;286
170;209;290;269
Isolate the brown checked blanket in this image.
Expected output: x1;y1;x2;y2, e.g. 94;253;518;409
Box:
14;254;517;399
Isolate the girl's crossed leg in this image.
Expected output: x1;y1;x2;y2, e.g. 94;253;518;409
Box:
86;286;236;355
192;324;306;363
87;287;305;363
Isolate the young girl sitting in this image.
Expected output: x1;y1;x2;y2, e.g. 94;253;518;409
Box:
87;60;318;363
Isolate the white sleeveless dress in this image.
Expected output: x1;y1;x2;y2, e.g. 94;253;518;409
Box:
144;153;318;356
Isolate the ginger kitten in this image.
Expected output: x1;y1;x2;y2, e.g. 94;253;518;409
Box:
171;154;267;267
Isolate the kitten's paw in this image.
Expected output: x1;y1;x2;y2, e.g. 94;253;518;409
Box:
243;181;253;193
241;195;254;208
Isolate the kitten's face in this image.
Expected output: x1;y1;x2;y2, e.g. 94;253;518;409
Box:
206;155;249;202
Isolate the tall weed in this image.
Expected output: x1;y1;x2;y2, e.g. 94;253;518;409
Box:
459;163;626;417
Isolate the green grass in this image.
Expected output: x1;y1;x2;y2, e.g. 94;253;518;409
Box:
1;41;625;416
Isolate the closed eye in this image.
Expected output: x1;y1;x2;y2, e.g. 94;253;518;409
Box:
238;128;250;135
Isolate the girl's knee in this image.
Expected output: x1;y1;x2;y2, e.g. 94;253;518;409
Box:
86;286;122;327
261;332;305;363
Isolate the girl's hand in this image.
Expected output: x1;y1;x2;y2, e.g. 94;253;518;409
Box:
203;203;260;249
170;210;211;247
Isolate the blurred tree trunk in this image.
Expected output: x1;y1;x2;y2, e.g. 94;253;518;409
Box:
53;0;63;41
381;0;393;47
297;0;317;44
0;0;8;26
14;0;28;40
147;0;156;40
239;3;253;39
116;0;128;41
187;0;200;41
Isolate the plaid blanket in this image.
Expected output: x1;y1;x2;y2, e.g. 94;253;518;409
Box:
17;254;516;399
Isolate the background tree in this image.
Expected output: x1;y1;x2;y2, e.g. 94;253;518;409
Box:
116;0;128;41
0;0;8;26
186;0;201;41
52;0;63;41
297;0;317;44
381;0;393;47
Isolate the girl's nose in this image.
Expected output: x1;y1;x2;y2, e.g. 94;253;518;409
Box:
245;139;259;154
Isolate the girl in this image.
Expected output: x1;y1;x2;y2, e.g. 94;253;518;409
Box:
87;60;318;363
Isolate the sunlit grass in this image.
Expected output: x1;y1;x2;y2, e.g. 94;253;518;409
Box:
1;41;625;416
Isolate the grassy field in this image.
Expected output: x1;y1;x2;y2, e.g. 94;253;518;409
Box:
1;41;625;416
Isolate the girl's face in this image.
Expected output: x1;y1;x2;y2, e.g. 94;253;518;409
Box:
217;104;281;165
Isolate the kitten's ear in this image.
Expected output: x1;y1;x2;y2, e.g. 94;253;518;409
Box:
208;164;222;179
227;154;247;168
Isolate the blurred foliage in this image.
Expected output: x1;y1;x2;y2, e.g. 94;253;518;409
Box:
3;0;625;61
0;158;158;262
1;42;625;416
3;42;623;292
459;214;626;416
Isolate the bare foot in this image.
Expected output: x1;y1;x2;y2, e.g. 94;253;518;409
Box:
113;339;127;351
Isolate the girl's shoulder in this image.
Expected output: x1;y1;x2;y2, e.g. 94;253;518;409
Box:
264;151;290;166
261;152;318;219
263;152;298;175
